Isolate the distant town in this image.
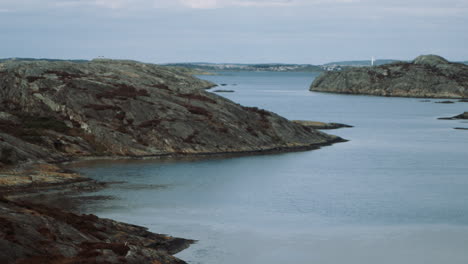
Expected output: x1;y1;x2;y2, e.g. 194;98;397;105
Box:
163;59;404;72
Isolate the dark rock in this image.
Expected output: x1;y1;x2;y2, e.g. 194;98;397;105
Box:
454;127;468;130
0;197;192;264
0;59;347;264
310;55;468;98
213;90;235;93
220;83;228;86
435;100;455;104
438;112;468;120
292;120;353;130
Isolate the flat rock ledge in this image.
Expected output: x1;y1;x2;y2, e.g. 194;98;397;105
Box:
438;112;468;120
292;120;353;130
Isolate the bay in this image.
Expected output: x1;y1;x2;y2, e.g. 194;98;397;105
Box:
71;71;468;264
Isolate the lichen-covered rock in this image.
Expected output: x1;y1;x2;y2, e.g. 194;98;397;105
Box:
310;55;468;98
0;197;192;264
0;59;341;168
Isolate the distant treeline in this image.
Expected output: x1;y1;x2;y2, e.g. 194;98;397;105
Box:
163;63;324;72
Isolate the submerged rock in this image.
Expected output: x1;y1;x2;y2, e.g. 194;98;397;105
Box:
310;55;468;98
213;89;235;93
438;112;468;120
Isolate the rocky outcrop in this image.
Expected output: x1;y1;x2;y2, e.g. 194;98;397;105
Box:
438;112;468;120
213;89;235;93
0;59;342;169
0;59;345;264
292;120;353;130
0;197;192;264
310;55;468;98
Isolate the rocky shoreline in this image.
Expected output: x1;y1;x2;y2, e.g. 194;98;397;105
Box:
0;196;194;264
0;59;345;263
0;135;346;264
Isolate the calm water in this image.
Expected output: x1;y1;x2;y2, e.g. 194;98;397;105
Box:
71;72;468;264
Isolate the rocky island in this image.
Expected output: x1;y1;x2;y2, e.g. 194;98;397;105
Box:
0;59;344;263
310;55;468;98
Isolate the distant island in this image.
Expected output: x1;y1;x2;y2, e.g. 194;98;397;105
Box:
163;63;325;72
323;59;402;67
2;57;467;74
310;55;468;99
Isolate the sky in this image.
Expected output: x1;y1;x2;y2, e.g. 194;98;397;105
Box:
0;0;467;64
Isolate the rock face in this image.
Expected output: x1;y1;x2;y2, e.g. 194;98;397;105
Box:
310;55;468;98
0;59;341;167
0;59;344;264
0;197;192;264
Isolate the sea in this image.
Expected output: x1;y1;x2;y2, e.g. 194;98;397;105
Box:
70;71;468;264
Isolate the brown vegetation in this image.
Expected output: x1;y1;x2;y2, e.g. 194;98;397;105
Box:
179;93;217;104
96;84;150;100
84;104;122;111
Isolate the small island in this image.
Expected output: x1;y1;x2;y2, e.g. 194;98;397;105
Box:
310;55;468;98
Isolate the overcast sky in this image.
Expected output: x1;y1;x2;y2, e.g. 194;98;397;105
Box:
1;0;467;64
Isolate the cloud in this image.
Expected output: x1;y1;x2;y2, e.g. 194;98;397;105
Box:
179;0;218;9
177;0;360;9
382;6;468;17
1;0;467;14
53;0;135;9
